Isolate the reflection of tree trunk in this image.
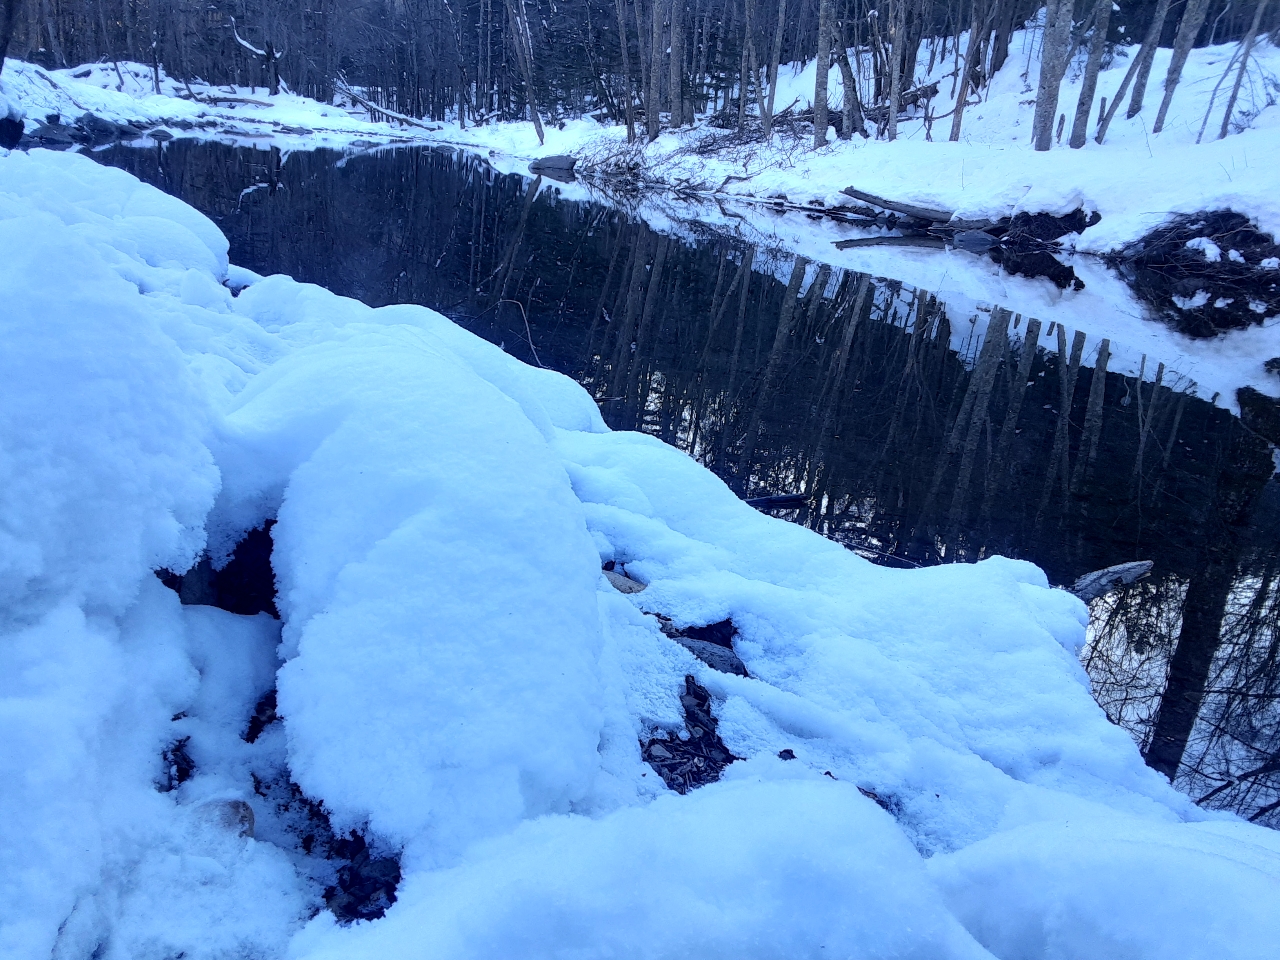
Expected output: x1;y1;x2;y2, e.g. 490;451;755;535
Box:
1070;338;1110;493
947;307;1011;531
1145;557;1237;780
1035;326;1086;521
981;317;1040;523
1145;427;1273;780
717;247;754;468
808;275;870;497
737;257;807;492
624;235;670;425
496;176;541;299
607;231;654;410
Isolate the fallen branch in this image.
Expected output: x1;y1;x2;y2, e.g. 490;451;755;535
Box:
335;80;438;131
840;186;954;224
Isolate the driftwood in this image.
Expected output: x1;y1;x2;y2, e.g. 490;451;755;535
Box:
745;493;809;509
1070;561;1155;602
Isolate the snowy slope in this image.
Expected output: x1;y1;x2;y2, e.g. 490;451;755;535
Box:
2;146;1279;960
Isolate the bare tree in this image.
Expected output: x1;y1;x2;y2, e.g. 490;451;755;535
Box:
813;0;833;147
1125;0;1174;119
1218;0;1272;139
1152;0;1214;134
1032;0;1075;151
231;17;287;96
0;0;18;74
1069;0;1114;148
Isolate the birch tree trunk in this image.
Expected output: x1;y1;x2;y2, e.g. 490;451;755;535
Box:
813;0;833;147
1069;0;1113;148
504;0;545;143
1218;0;1272;139
886;0;904;141
1152;0;1213;133
1124;0;1174;119
1032;0;1075;151
949;3;984;141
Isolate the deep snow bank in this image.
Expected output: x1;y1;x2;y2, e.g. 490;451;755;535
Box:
2;146;1279;960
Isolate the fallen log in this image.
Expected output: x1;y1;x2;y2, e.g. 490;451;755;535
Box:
834;236;949;250
841;187;954;224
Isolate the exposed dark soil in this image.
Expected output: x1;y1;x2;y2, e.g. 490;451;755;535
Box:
1112;211;1280;337
640;676;739;793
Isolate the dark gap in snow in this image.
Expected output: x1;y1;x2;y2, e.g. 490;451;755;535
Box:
158;737;195;792
857;785;905;818
641;676;739;793
158;521;279;618
250;759;401;923
1111;211;1280;337
243;689;279;744
655;615;749;677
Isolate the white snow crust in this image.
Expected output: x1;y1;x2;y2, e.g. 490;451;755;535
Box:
2;146;1279;960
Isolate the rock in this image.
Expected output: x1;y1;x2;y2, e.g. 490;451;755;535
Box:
148;128;175;141
1265;357;1280;377
528;155;578;182
159;737;195;792
604;568;646;594
197;799;255;838
778;749;796;761
671;634;749;677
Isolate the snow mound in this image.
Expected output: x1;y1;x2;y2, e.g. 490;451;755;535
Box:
2;147;1278;960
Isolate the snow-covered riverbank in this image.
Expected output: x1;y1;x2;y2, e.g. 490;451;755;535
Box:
3;31;1279;407
2;143;1280;959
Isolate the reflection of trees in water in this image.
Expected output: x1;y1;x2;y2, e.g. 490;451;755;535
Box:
99;141;1280;825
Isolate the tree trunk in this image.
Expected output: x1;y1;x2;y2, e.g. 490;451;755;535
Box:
1069;0;1114;148
1125;0;1174;119
615;0;637;140
835;33;868;138
504;0;545;143
886;0;904;141
0;0;19;73
1032;0;1075;151
647;0;664;139
1218;0;1271;139
813;0;833;147
763;0;786;137
949;3;985;141
1152;0;1213;133
669;0;686;127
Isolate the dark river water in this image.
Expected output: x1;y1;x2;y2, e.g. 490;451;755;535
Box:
93;140;1280;821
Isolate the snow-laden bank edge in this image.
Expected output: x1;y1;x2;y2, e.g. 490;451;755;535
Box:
3;145;1280;960
5;32;1279;410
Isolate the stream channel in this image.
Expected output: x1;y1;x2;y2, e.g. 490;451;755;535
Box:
94;140;1280;816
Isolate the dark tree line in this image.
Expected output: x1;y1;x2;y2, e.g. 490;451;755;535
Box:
3;0;1275;144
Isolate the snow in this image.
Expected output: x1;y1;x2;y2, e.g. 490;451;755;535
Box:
2;143;1279;958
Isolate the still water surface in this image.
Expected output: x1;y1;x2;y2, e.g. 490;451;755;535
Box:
96;141;1280;820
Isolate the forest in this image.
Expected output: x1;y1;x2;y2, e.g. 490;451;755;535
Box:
3;0;1277;148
